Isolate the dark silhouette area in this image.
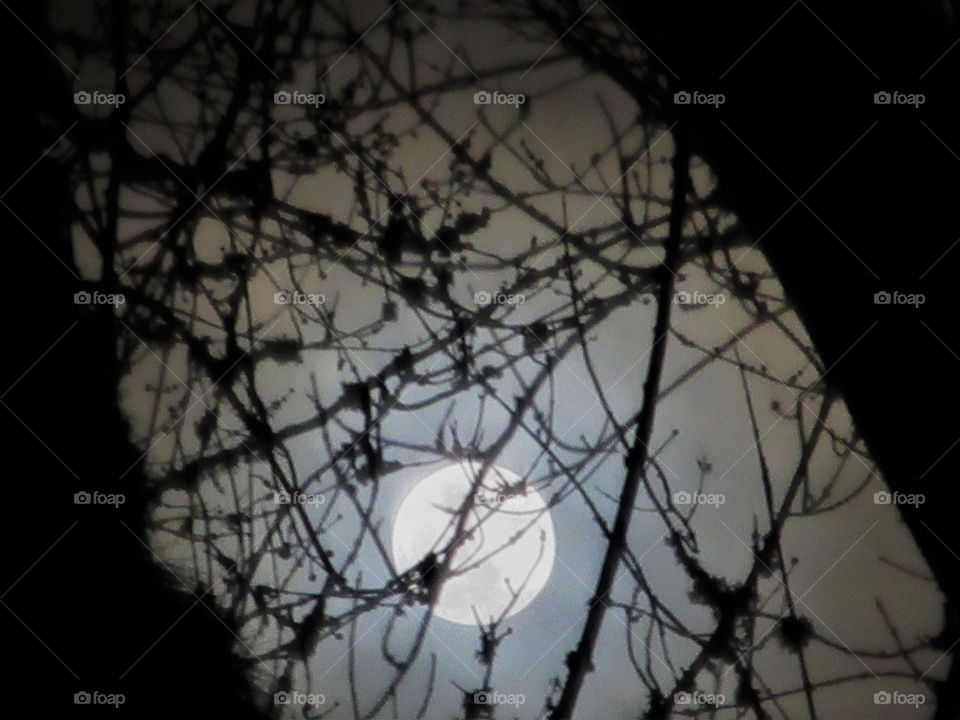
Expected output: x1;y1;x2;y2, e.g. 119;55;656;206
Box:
526;2;960;716
0;1;269;716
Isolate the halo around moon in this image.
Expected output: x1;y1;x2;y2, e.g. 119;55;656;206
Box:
391;462;556;625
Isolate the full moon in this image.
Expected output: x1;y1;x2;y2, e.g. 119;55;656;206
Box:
391;462;556;625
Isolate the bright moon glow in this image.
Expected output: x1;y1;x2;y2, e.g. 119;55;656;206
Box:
391;462;556;625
